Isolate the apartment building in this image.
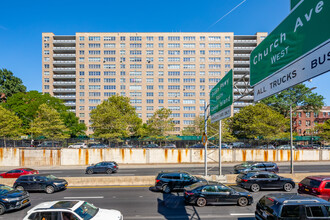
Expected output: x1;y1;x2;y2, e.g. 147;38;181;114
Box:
293;106;330;135
42;32;267;134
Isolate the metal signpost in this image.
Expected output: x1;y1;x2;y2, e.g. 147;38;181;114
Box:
210;70;233;176
250;0;330;102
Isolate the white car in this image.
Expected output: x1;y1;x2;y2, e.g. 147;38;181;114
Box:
68;143;88;149
23;200;123;220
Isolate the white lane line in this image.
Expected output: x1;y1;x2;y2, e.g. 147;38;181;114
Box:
230;213;254;216
64;196;104;199
118;170;137;172
39;171;64;174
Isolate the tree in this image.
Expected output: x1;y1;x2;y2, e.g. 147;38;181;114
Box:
0;106;22;146
90;95;142;142
147;108;175;138
316;120;330;143
3;91;68;130
261;84;325;117
181;117;236;142
0;69;26;102
61;112;87;138
31;104;69;140
230;103;289;140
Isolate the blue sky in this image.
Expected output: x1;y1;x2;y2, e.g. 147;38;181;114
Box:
0;0;328;105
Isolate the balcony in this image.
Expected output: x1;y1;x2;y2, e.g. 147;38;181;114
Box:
234;47;255;50
53;61;76;64
53;88;76;93
53;54;76;58
53;68;76;73
234;74;250;79
234;61;249;64
234;54;250;57
234;89;253;93
53;81;76;86
234;95;254;101
53;74;76;79
64;102;76;107
234;68;250;72
234;82;251;86
53;47;76;50
54;95;76;100
234;40;257;43
53;40;76;43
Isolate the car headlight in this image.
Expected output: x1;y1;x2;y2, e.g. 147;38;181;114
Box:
2;197;19;202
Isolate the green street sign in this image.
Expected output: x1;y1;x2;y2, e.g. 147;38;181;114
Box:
210;70;233;123
250;0;330;87
291;0;302;10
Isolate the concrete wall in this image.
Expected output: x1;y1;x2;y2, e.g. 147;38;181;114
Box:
0;148;329;167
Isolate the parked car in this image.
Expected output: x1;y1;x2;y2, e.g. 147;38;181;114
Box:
236;171;295;192
229;142;245;148
277;144;296;150
163;144;176;148
89;143;108;148
23;200;123;220
37;141;60;148
255;193;330;220
298;176;330;201
68;143;88;149
0;168;38;178
86;161;118;174
189;144;204;148
0;184;30;215
143;144;159;148
13;174;68;194
155;171;206;193
184;181;253;207
234;161;279;174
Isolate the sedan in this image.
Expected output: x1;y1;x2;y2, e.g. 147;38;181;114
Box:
0;168;38;178
68;143;88;149
184;182;253;207
86;161;118;174
236;171;295;192
0;184;30;215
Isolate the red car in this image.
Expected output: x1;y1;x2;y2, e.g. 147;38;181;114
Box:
0;168;39;178
298;176;330;201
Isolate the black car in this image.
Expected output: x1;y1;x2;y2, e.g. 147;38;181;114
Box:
86;161;118;174
0;184;30;215
13;174;68;194
184;181;253;207
234;161;279;174
255;193;330;220
155;171;206;193
236;171;295;192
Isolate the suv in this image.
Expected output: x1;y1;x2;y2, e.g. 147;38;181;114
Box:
0;184;30;215
298;176;330;201
155;171;206;193
255;193;330;219
86;161;118;174
23;200;123;220
234;161;279;174
37;141;60;148
13;174;68;194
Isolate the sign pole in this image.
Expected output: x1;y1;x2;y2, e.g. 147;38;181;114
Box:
204;101;208;177
219;120;222;176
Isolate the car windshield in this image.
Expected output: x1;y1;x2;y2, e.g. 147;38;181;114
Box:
0;185;14;194
45;175;57;180
74;202;99;220
239;162;254;167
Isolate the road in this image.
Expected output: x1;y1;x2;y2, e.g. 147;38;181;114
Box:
1;164;328;177
3;186;298;220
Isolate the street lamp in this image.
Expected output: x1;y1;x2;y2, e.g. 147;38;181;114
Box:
289;87;316;174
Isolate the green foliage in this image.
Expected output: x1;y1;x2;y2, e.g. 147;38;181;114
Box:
147;108;175;139
0;68;26;102
3;91;68;130
31;104;69;140
230;103;289;140
316;119;330;142
0;106;22;138
61;112;87;138
90;94;142;141
181;117;236;142
261;84;324;117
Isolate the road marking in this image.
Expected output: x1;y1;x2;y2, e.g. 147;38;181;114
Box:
119;169;137;172
230;213;254;216
39;171;64;174
63;196;104;199
112;174;135;176
68;185;151;189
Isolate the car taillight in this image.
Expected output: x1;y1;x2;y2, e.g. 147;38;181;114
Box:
298;183;302;187
241;179;248;182
312;187;320;194
155;179;160;183
113;166;117;168
185;191;194;196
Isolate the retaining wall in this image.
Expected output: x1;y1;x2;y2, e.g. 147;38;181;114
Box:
1;148;329;167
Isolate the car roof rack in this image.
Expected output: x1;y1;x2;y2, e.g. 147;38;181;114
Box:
283;199;320;203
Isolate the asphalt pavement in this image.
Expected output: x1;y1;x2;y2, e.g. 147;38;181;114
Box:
1;163;328;177
3;186;299;220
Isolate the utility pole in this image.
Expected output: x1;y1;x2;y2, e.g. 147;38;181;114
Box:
219;120;222;176
204;101;208;177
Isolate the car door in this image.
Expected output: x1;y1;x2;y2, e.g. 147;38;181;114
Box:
201;186;218;204
255;163;267;172
12;170;23;178
267;173;281;189
5;170;17;178
181;173;194;188
171;174;182;190
61;211;80;220
215;185;233;204
255;174;270;189
93;163;103;173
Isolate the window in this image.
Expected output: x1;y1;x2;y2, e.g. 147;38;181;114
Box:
104;78;116;83
146;43;153;48
129;85;142;90
183;71;195;76
89;43;100;48
44;36;50;41
89;50;100;55
168;50;180;55
168;36;180;41
44;50;49;55
305;206;325;217
200;50;205;55
209;43;221;48
44;85;49;89
200;78;205;83
183;78;195;83
168;99;180;104
44;71;50;75
44;43;49;48
159;36;164;41
146;50;154;55
158;78;164;83
183;36;195;41
209;50;221;55
225;43;230;48
225;36;231;41
89;57;101;62
168;64;180;69
225;64;231;68
184;120;194;125
89;64;101;69
88;36;100;41
44;64;49;69
158;85;164;90
168;85;180;90
183;99;196;104
183;50;195;55
146;99;154;104
183;92;195;97
130;36;142;41
44;57;50;62
306;120;311;126
209;57;221;62
183;64;195;69
89;78;101;83
79;36;84;41
104;50;116;55
298;112;302;117
104;36;116;41
183;43;195;48
183;57;195;62
225;50;230;55
146;85;154;90
79;50;84;55
306;112;311;118
209;78;220;83
79;57;85;62
168;57;180;62
158;43;164;48
208;36;221;41
120;50;125;55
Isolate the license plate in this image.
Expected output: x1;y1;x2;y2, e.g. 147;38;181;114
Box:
22;199;28;204
305;188;309;191
65;184;68;187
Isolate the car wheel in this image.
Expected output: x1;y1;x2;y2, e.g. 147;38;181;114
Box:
251;183;260;192
238;197;248;207
106;169;113;174
46;185;55;194
162;184;171;194
0;204;5;215
196;197;207;207
284;183;293;192
87;169;93;174
15;185;24;191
